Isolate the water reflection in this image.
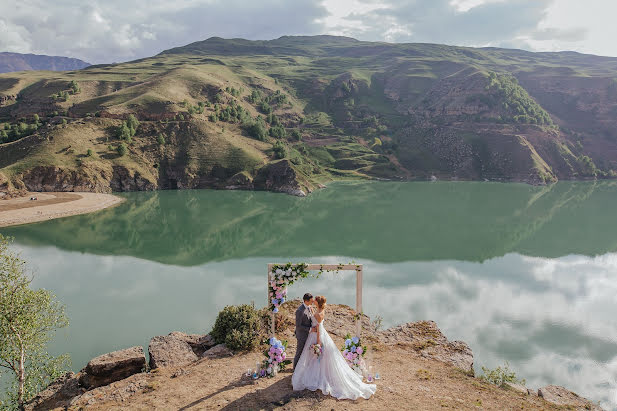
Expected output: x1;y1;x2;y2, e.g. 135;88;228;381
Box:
15;246;617;408
4;181;617;265
3;181;617;407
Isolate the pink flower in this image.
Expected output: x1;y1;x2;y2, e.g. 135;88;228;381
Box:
356;347;363;355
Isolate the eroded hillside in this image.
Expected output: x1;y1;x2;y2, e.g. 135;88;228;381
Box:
1;36;616;195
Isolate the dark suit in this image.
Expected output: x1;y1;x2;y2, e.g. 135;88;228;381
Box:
294;303;312;368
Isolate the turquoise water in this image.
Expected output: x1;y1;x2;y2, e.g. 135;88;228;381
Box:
2;181;617;407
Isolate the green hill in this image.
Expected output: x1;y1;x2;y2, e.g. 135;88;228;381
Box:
1;36;616;195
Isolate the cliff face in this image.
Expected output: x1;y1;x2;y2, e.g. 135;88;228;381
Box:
0;37;616;195
0;52;89;73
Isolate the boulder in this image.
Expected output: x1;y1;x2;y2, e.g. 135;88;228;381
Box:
538;385;602;410
25;372;85;411
168;331;216;357
201;343;233;358
78;346;146;389
148;334;198;369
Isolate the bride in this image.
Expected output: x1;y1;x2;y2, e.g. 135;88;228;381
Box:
292;296;377;400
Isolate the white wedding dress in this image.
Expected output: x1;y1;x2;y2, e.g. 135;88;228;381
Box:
292;313;377;400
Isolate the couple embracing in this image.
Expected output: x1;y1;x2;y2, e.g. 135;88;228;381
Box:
291;293;376;400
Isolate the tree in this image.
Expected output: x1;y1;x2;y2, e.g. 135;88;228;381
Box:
32;114;39;124
117;143;128;156
290;129;302;141
0;235;69;409
245;118;267;141
86;149;93;157
269;125;286;139
68;80;80;94
157;134;165;145
0;130;8;142
118;123;131;140
272;141;287;159
126;115;139;136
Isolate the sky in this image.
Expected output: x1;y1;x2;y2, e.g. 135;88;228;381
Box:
0;0;615;64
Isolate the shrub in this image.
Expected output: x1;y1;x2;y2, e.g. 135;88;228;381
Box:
86;149;93;157
259;101;272;115
157;134;165;145
290;129;302;141
246;118;268;141
273;141;287;159
127;115;139;136
480;362;525;387
117;143;128;156
210;304;261;351
269;125;286;139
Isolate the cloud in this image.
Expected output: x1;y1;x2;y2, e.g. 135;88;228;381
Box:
0;0;328;63
531;27;588;42
333;0;554;47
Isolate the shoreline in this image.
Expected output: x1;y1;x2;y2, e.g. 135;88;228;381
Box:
0;192;124;228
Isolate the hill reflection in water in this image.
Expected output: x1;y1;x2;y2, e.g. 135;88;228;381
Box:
4;181;617;265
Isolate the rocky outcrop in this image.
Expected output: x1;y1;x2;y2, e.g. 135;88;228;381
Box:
538;385;602;410
253;159;310;197
70;373;152;408
20;165;113;193
148;335;198;369
109;166;156;191
24;372;85;411
377;320;474;375
168;331;216;356
78;346;146;389
201;343;233;358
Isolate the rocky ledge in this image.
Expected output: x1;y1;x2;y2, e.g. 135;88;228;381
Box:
25;302;602;410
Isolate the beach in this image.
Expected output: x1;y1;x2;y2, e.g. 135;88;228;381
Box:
0;192;124;228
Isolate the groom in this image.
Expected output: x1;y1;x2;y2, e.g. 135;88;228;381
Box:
294;293;316;369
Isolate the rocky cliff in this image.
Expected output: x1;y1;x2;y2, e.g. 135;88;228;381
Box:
24;302;601;410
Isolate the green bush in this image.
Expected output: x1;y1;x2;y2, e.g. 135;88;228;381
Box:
246;118;268;141
86;149;93;157
269;125;286;139
117;143;128;156
210;304;262;351
290;129;302;141
157;134;165;145
480;362;525;387
273;141;287;159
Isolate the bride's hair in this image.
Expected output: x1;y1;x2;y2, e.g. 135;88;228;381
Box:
315;295;327;309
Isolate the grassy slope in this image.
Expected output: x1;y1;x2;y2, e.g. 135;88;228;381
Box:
1;36;616;193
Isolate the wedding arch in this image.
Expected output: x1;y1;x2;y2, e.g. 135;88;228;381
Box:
267;263;363;338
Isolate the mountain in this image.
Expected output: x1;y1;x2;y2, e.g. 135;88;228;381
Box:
0;36;616;196
0;52;90;73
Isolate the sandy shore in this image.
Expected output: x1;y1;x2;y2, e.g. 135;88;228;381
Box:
0;192;124;227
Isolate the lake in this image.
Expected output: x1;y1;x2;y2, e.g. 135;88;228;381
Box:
2;181;617;408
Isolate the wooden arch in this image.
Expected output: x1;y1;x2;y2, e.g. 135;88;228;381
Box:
268;264;363;338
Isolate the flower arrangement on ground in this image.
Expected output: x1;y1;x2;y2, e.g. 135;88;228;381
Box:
341;334;367;374
262;337;292;377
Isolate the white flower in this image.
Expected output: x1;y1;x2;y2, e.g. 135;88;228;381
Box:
268;358;272;363
267;367;272;374
275;269;283;275
286;269;292;275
